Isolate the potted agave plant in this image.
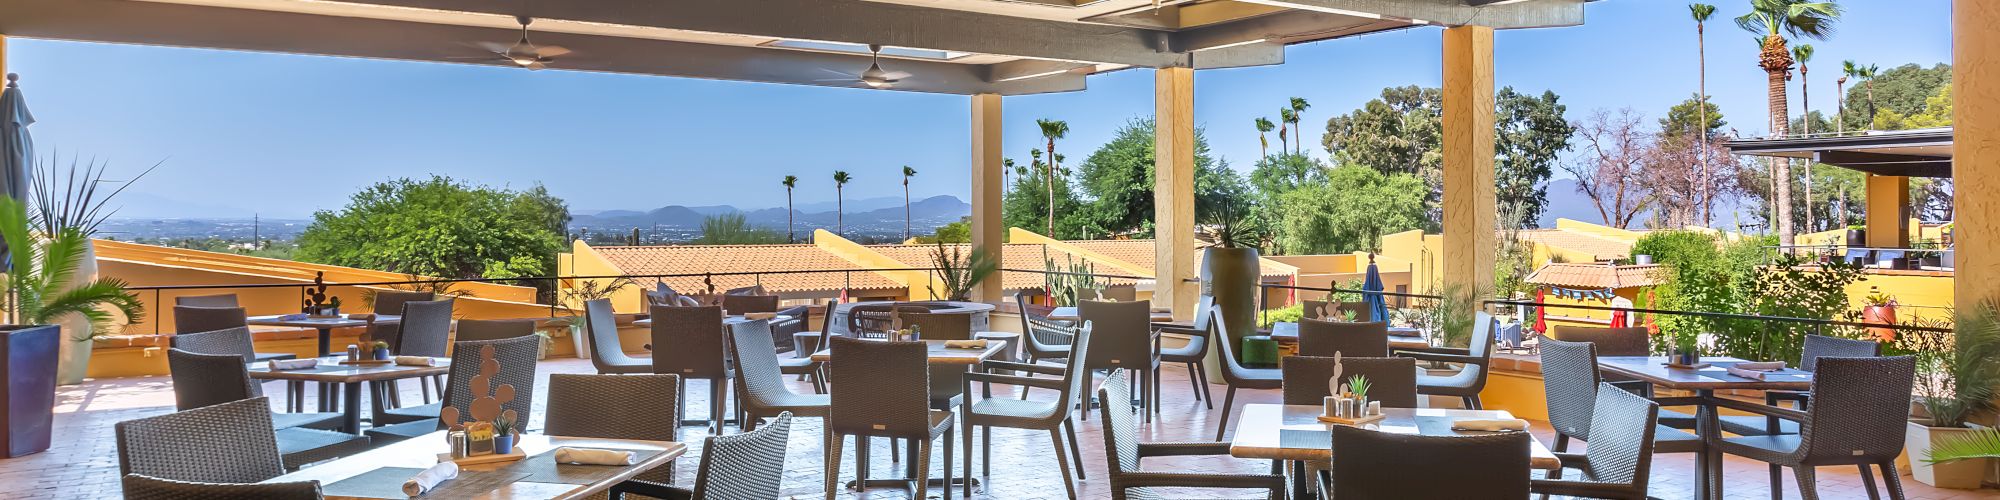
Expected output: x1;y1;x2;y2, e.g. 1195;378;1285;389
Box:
1907;299;2000;489
1199;203;1266;367
33;158;154;385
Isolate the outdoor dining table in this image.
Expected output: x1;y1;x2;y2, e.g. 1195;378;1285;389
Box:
629;314;791;329
249;355;448;434
1595;356;1814;500
1228;403;1561;499
1264;321;1430;350
265;431;686;500
247;314;400;358
1046;306;1175;323
811;338;1004;493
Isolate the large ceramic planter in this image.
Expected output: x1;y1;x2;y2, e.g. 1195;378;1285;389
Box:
568;323;591;360
1906;420;1988;489
53;240;99;386
1;324;60;457
1863;304;1898;342
1201;247;1261;367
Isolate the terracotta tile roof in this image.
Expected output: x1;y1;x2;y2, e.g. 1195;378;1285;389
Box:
866;243;1139;290
1524;263;1664;289
1067;240;1296;278
1514;230;1634;261
593;244;903;294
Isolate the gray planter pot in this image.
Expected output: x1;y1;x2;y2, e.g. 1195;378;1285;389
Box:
2;324;60;457
1201;246;1261;360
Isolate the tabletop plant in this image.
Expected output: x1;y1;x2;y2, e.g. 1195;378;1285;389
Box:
0;197;143;338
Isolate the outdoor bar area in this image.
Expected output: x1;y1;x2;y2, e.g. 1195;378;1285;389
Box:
0;1;1996;499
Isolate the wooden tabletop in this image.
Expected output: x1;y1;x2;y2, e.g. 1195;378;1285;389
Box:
631;314;791;328
1228;404;1560;470
809;339;1004;365
267;431;686;500
1596;356;1814;391
1046;306;1176;323
248;356;450;383
247;314;400;329
1265;322;1429;349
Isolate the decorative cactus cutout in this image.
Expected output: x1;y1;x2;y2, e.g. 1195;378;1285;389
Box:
439;344;518;434
302;272;331;312
1328;351;1347;397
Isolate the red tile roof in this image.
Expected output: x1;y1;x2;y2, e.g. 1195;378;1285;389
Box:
1515;230;1634;261
592;244;903;294
1524;263;1664;289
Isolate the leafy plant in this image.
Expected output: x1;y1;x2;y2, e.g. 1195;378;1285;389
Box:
1201;197;1264;249
491;411;517;437
1346;374;1371;401
1427;284;1486;348
0;198;145;340
32;156;160;237
926;243;997;301
1741;253;1865;364
562;276;635;305
1042;250;1098;307
1915;299;2000;429
1258;304;1302;328
1926;428;2000;464
1862;289;1896;307
370;340;390;351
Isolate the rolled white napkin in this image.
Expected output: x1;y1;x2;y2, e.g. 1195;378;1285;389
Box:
401;461;459;496
268;358;318;370
742;312;778;320
943;339;989;349
1733;361;1786;371
1726;366;1770;380
553;447;637;465
394;356;436;366
1451;418;1530;432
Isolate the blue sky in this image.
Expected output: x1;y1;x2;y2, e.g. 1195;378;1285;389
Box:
6;0;1952;219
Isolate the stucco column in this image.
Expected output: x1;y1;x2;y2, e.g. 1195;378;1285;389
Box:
1957;0;2000;311
1864;174;1910;249
970;93;1005;303
1442;26;1497;297
1154;67;1198;320
1;34;9;78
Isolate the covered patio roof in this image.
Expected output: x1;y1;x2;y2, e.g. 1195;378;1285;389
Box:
1724;128;1954;178
0;0;1588;95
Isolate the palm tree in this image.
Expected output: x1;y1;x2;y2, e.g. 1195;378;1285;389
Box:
1277;108;1297;155
1254;117;1275;158
1839;59;1858;134
781;175;798;243
1737;0;1840;244
1691;3;1717;225
901;165;917;241
1288;97;1311;155
1861;63;1881;128
1794;43;1816;232
832;171;851;237
1036;119;1069;236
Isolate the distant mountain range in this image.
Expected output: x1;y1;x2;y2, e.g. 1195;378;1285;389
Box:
570;195;972;237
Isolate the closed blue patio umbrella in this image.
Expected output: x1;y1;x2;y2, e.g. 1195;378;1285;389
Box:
0;74;35;267
1361;253;1389;323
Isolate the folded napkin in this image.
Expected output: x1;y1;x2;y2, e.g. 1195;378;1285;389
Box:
943;339;989;349
394;356;436;367
1726;366;1770;380
402;461;459;496
277;313;309;321
742;312;778;320
553;447;637;466
346;313;377;321
268;358;319;370
1733;361;1786;371
1451;418;1530;432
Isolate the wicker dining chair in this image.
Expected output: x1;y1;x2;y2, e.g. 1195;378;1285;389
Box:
367;336;540;442
164;348;340;431
1098;370;1283;500
1153;295;1216;409
1079;299;1161;422
1018;295;1074;366
959;321;1094;498
384;299;454;405
901;311;973;341
651;305;733;429
114;397;283;483
1717;356;1916;500
1401;311;1497;409
453;318;535;342
173;294;240;308
581;299;650;374
847;303;932;339
543;373;682;497
172;306;250;335
1718;334;1882;437
771;303;811;354
1548;326;1651;357
169;326;302;410
363;291;435;349
122;473;323;500
721;294;780;315
1279;355;1418;408
727;320;830;431
1327;425;1530;499
1296;319;1390;358
609;412;794;500
824;336;956;500
1536;338;1705;499
1530;381;1667;500
1302;299;1373;322
1211;309;1282;441
778;300;835;393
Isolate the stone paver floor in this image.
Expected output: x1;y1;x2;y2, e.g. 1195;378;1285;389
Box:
4;357;1996;499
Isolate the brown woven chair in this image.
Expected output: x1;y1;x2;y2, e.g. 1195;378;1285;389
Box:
1717;356;1915;500
1536;338;1705;498
454;318;535;342
771;304;811;354
362;291;435;352
1098;370;1283;500
610;412;794;500
959;321;1094;498
115;397;287;484
1079;299;1161;422
123;473;322;500
1549;326;1651;357
1296;319;1390;358
1401;311;1497;409
1719;334;1881;437
824;336;955;500
391;300;455;359
367;336;540;443
543;373;681;496
1327;425;1529;499
902;312;973;341
582;299;650;375
1153;295;1216;409
169;326;302;410
847;303;931;340
165;348;340;431
780;301;834;393
1531;381;1669;500
721;294;779;315
651;305;733;430
1302;299;1372;322
1211;309;1282;441
1279;355;1417;408
173;294;240;308
727;319;829;431
173;306;249;335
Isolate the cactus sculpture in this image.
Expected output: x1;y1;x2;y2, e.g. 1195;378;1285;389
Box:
302;272;331;313
440;344;518;436
1328;351;1346;397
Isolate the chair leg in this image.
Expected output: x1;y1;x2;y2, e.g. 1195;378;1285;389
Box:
1215;386;1239;441
942;428;954;500
1770;464;1785;500
1857;464;1881;500
1793;465;1819;500
1462;394;1483;410
915;437;934;500
1541;434;1569;500
1064;418;1087;480
963;423;976;498
982;424;992;478
824;430;843;500
1878;462;1906;500
1142;368;1154;423
1050;427;1080;500
708;378;726;434
1196;362;1214;409
811;371;827;394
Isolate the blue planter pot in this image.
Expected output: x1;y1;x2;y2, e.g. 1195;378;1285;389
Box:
493;434;515;455
1;325;60;457
372;349;391;361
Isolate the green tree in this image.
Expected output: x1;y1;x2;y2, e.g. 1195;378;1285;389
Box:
1070;118;1245;237
1838;60;1861;132
1692;3;1718;223
1249;153;1325;197
1289;97;1311;155
1002;149;1089;239
1873;85;1953;130
1737;0;1840;245
297;175;569;282
781;175;798;243
1661;94;1727;138
1495;88;1574;228
1254;117;1276;158
1322;85;1571;229
1839;63;1954;131
917;216;973;244
832;170;851;236
1270;165;1426;255
1278;107;1297;154
693;213;785;245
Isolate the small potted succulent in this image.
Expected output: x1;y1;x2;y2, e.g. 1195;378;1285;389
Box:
491;413;518;455
370;341;391;360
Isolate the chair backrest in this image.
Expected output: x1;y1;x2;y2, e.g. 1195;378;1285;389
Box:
1795;356;1916;464
166;348;261;411
543;373;679;442
583;299;639;369
123;473;323;500
454;318;536;342
728;320;798;408
689;412;793;500
1574;382;1661;488
440;336;541;430
726;285;768;296
1536;338;1603;441
721;294;780;315
1209;309;1262;385
173;294;239;308
1095;368;1144;475
173;306;247;335
827;336;932;439
1280;355;1417;407
900;312;972;341
1055;322;1096;419
1469;311;1498;361
1100;287;1138;302
815;300;839;334
1799;334;1880;372
1080;299;1152;369
650;305;729;378
1303;299;1373;322
169;326;259;364
1330;425;1530;499
1549;326;1651;357
1297;319;1389;358
1017;294;1075;351
372;291;435;315
847;303;931;339
115;397;286;483
394;299;455;357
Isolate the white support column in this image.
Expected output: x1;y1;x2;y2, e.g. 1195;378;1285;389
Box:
1154;67;1198;320
1442;26;1497;298
1956;0;1999;312
970;93;1005;303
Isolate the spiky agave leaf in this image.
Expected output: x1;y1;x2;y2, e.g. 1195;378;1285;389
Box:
1925;427;2000;464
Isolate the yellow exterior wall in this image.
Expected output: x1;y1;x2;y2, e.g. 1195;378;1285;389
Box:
1848;272;1954;323
1380;229;1444;291
812;229;928;300
1553;218;1642;243
96;239;535;302
560;240;652;314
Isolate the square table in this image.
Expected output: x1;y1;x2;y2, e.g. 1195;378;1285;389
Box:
1046;306;1176;323
1229;404;1560;498
266;431;686;500
250;356;448;433
1595;356;1813;500
1265;322;1430;350
248;314;400;358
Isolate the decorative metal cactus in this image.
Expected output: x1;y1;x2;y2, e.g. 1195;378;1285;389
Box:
440;344;518;434
302;272;331;312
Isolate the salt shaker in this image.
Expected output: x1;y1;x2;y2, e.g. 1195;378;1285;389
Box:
345;344;360;361
448;430;468;459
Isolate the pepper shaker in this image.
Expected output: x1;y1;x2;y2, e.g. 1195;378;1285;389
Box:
345;344;360;361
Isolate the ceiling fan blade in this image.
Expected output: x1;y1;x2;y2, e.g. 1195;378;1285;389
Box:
881;71;913;80
812;78;857;82
534;45;572;58
815;68;857;77
525;61;548;71
471;41;513;53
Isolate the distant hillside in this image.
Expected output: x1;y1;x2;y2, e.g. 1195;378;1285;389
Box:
569;195;970;238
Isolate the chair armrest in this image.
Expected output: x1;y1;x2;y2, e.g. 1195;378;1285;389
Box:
982;360;1065;376
1152;324;1201;336
1136;441;1233;458
609;480;694;500
964;372;1066;391
1767;390;1810;408
1553;452;1589;468
1712;398;1810;422
1115;471;1286;491
1531;478;1637;499
1395;351;1482;364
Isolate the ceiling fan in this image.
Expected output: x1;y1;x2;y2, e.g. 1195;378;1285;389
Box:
466;15;571;70
816;45;912;88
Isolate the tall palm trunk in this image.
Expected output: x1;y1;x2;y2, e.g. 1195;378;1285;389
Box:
1836;79;1846;134
837;187;844;236
1800;63;1814;232
1697;18;1712;225
1045;139;1057;236
1761;34;1794;244
903;179;911;241
786;188;794;243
